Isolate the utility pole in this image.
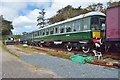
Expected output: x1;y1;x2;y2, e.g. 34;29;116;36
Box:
37;9;46;29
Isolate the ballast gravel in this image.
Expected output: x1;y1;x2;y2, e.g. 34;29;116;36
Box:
21;54;119;78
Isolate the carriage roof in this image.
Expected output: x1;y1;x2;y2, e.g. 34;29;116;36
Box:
42;11;105;29
32;11;105;33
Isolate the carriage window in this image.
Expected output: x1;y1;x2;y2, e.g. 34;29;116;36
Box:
66;25;72;32
33;33;35;37
50;28;54;34
33;33;35;36
100;18;105;30
91;17;99;30
55;27;58;33
60;26;65;33
84;25;87;30
73;23;80;31
34;32;37;36
37;31;39;36
46;29;49;35
42;30;45;35
39;31;41;36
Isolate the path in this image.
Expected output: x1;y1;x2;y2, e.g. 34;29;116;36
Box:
1;46;59;78
4;45;120;78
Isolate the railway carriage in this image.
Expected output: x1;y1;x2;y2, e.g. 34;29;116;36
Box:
22;11;106;52
105;6;120;52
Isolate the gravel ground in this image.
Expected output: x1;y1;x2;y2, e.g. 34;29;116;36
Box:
1;47;59;78
21;54;119;78
4;45;120;78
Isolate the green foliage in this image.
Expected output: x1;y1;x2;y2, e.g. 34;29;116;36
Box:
2;35;9;40
108;1;120;7
48;1;119;24
48;3;104;24
49;5;89;24
37;9;46;28
1;35;21;40
14;35;21;39
1;15;14;35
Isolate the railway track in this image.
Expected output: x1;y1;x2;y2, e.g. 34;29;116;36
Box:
29;45;120;68
32;44;120;60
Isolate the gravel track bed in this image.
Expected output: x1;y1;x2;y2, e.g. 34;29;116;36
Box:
21;54;119;78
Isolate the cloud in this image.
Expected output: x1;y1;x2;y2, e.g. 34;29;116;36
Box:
0;2;27;20
13;9;40;27
0;6;18;20
12;9;40;34
2;0;119;35
1;0;51;2
1;1;50;34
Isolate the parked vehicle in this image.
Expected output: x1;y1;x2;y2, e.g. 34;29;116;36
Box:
4;37;15;45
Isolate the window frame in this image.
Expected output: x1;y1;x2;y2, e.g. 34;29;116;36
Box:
46;28;49;35
42;30;45;36
60;25;65;33
55;27;59;34
50;27;54;34
73;21;80;32
66;24;72;32
91;16;100;30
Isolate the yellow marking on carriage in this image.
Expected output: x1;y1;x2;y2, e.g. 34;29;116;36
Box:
92;31;100;39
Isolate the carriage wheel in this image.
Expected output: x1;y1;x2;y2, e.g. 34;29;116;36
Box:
82;46;90;53
66;42;72;52
82;42;93;53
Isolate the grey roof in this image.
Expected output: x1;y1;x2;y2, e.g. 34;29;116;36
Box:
32;11;106;32
42;11;106;29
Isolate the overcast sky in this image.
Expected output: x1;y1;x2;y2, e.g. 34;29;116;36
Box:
1;0;119;35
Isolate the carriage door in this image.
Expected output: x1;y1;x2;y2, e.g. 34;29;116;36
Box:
99;17;106;38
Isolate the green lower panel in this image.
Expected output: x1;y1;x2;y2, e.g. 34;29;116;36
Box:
34;31;92;42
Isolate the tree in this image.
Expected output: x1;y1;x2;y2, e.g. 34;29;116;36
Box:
107;1;120;8
48;5;90;24
57;5;73;14
86;3;104;12
37;9;46;29
48;3;106;24
1;15;13;35
0;16;2;36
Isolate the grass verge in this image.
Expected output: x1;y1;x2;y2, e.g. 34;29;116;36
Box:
47;50;72;59
0;43;19;58
16;44;72;59
16;44;47;54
